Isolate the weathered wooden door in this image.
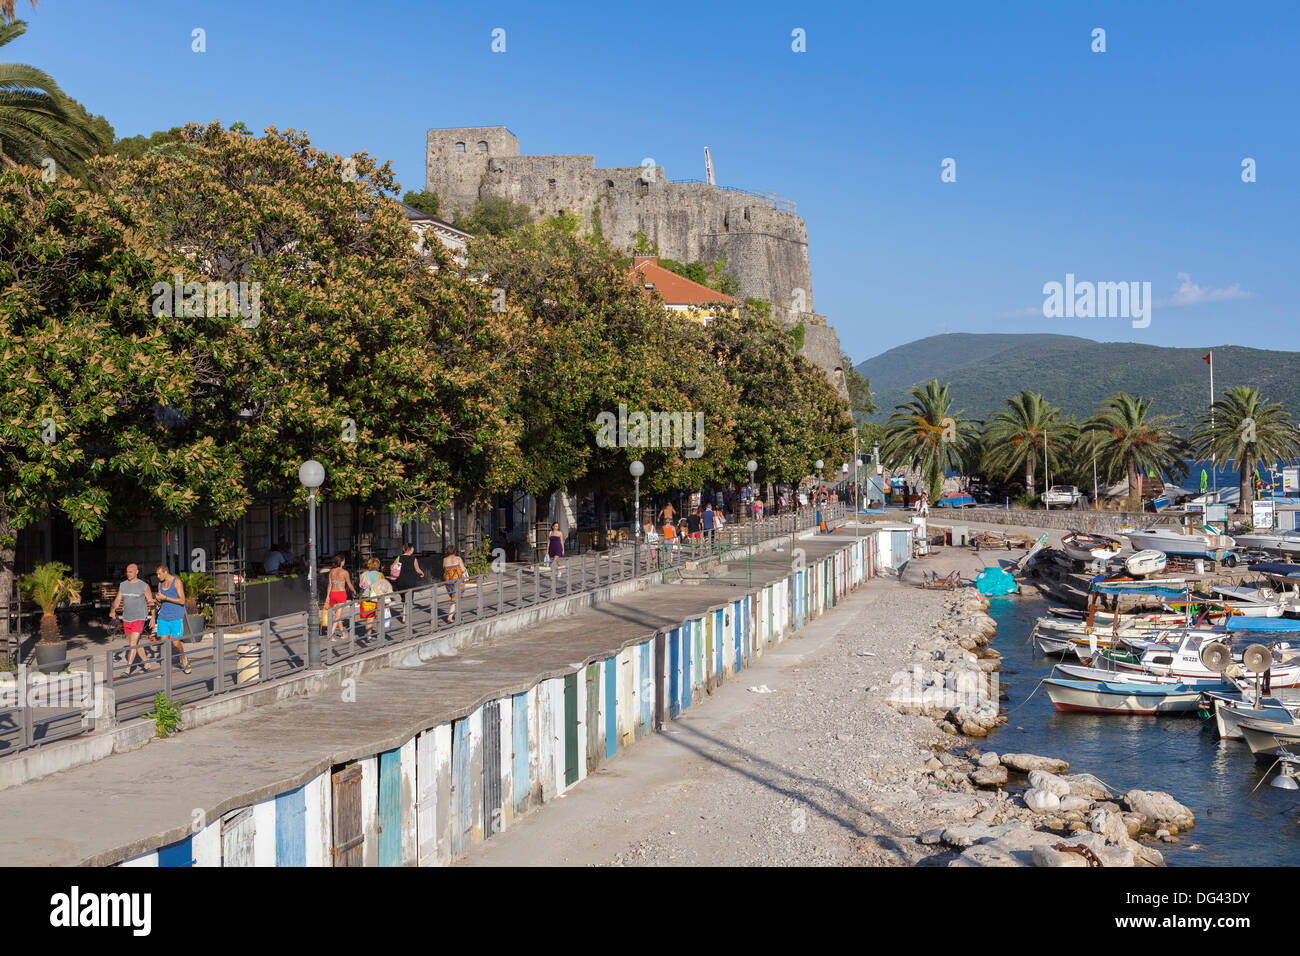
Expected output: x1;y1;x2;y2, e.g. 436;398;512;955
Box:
562;672;578;787
483;701;502;836
585;664;602;773
275;784;307;867
378;748;402;866
331;764;364;866
222;807;255;867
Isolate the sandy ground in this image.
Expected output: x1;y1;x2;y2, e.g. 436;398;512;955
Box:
461;542;998;867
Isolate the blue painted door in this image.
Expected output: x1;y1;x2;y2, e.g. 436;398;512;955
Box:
733;601;742;673
275;784;307;866
157;836;194;867
668;631;680;719
682;623;692;709
378;748;402;866
638;641;653;737
513;691;530;814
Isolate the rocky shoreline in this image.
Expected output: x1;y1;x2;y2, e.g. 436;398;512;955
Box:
885;585;1196;867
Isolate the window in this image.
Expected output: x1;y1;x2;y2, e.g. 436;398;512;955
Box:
477;141;489;153
637;179;648;194
454;142;466;153
605;179;615;190
743;207;751;222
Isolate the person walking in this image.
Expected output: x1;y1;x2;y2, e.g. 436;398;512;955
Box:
110;563;155;675
547;521;566;578
442;544;466;624
358;557;383;641
390;540;425;593
324;555;357;641
657;500;676;529
153;564;192;674
701;501;716;541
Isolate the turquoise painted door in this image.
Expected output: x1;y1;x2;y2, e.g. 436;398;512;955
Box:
512;691;530;814
157;836;194;867
605;657;619;756
378;748;402;866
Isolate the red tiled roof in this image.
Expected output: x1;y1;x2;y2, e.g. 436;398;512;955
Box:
630;257;739;307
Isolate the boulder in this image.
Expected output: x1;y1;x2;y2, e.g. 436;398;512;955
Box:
978;751;1000;769
1124;790;1195;833
949;844;1024;867
1121;813;1144;840
1001;753;1070;774
971;765;1008;788
1023;789;1061;813
1062;773;1113;801
961;720;990;738
1028;769;1071;797
1032;844;1088;867
1059;795;1091;813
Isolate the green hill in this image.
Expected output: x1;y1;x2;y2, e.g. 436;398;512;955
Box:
857;334;1300;425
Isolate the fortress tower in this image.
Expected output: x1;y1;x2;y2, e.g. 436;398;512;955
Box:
426;127;846;392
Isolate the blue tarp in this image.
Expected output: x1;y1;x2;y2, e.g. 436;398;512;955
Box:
1248;561;1300;579
1092;582;1188;599
975;566;1018;596
1223;617;1300;632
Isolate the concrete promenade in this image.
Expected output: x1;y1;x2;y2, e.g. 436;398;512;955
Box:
0;531;858;866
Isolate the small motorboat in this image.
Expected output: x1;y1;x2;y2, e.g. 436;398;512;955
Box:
1044;677;1231;715
1125;550;1168;577
1123;515;1236;563
1230;528;1300;556
1200;691;1300;740
1061;531;1123;565
1238;715;1300;758
1101;625;1300;687
1053;662;1186;684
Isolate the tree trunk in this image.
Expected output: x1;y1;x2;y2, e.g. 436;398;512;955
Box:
1025;447;1035;497
213;518;240;626
38;611;60;645
595;494;609;551
1240;452;1254;516
1126;457;1140;512
0;509;15;664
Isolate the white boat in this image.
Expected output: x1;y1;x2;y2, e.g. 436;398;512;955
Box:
1229;528;1300;556
1125;550;1167;577
1104;630;1300;687
1238;716;1300;757
1053;662;1187;684
1123;515;1236;562
1044;677;1219;715
1202;692;1300;740
1061;531;1123;564
1207;584;1285;617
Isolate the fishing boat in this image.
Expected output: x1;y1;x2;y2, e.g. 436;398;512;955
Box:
1123;515;1237;562
1053;662;1187;684
1207;583;1286;617
1238;716;1300;758
1244;563;1300;616
1099;624;1300;687
1061;531;1123;565
1044;677;1229;715
1125;550;1167;577
1200;691;1300;740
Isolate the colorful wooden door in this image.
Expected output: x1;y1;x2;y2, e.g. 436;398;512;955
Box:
586;664;603;771
157;836;194;867
331;764;364;867
377;748;402;866
275;784;307;867
222;807;255;867
512;691;530;815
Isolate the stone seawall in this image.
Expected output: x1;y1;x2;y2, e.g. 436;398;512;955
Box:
952;508;1148;536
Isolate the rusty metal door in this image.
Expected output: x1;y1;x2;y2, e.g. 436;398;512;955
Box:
331;763;364;866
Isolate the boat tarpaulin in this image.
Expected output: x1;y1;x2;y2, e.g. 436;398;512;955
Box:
1248;561;1300;579
1092;582;1187;599
1223;617;1300;632
975;566;1018;596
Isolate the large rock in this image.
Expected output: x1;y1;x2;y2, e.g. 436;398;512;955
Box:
1124;790;1195;833
978;752;1000;769
1001;753;1070;774
1023;789;1061;813
1032;844;1088;867
1062;773;1113;801
1059;795;1092;813
1028;769;1071;797
972;765;1008;788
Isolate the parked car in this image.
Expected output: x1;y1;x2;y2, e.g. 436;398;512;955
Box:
1042;485;1087;509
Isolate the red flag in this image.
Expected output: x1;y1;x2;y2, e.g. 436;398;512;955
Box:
1203;353;1212;365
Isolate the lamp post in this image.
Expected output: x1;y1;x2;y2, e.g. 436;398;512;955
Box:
630;460;644;574
299;459;325;669
814;460;825;534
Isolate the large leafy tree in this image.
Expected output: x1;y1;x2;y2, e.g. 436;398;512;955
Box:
981;391;1069;496
1083;392;1188;510
0;20;104;175
0;166;193;629
472;220;736;541
101;122;521;621
879;380;971;502
1192;386;1300;513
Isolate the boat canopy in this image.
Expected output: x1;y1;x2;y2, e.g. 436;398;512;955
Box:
1248;561;1300;579
1092;581;1187;599
1223;617;1300;633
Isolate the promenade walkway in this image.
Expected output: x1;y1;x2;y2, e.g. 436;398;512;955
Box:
0;532;857;865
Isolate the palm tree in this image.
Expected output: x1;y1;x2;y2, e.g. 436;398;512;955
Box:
1083;393;1189;511
0;1;37;24
19;561;81;645
980;391;1069;497
879;380;968;502
0;19;103;174
1192;386;1300;514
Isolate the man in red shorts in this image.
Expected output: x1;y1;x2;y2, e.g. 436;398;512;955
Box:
110;563;155;674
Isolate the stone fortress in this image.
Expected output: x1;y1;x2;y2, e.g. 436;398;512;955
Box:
425;127;846;393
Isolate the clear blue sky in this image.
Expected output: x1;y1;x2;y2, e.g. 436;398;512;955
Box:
11;0;1299;363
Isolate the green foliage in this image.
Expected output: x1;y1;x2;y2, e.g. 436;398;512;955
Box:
141;691;184;738
1192;386;1300;512
789;321;805;351
745;298;771;322
841;354;876;422
879;380;972;502
543;210;581;235
177;571;216;622
19;562;82;616
656;258;739;296
454;196;532;236
631;231;657;255
464;536;493;576
401;189;441;217
0;20;106;176
980;391;1069;495
1083;393;1189;507
110;126;191;162
589;200;603;242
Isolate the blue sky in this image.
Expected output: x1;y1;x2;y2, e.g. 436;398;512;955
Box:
10;0;1298;363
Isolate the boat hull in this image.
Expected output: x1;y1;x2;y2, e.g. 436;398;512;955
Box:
1044;678;1213;715
1239;718;1300;757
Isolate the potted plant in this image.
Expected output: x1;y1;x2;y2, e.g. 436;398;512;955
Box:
19;562;83;674
176;571;217;642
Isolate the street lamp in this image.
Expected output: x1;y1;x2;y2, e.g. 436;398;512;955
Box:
299;459;325;669
630;460;644;574
747;460;758;540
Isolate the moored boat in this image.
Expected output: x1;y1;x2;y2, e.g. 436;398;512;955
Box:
1044;677;1229;715
1125;550;1167;577
1061;530;1123;564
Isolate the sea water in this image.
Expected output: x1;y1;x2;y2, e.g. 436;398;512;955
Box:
986;594;1300;866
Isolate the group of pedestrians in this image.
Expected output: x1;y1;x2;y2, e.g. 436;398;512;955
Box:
321;541;469;639
108;562;193;676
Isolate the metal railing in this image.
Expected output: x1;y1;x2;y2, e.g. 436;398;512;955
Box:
0;653;98;757
0;503;844;757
